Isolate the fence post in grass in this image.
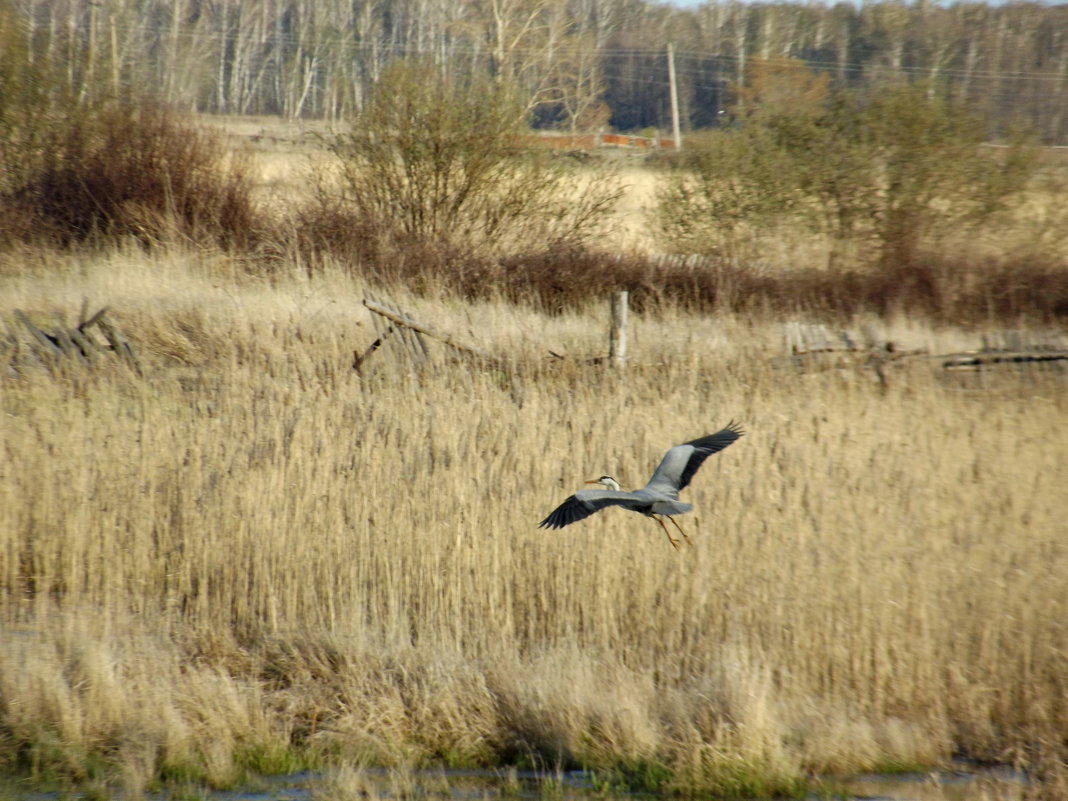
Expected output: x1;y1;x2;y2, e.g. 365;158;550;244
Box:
609;290;629;368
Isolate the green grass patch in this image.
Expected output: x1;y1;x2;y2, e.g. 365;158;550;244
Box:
234;742;308;777
588;758;674;794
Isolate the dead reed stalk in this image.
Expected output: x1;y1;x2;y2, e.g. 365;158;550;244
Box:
1;251;1066;795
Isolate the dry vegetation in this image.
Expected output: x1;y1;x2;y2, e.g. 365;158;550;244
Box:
1;108;1068;798
2;241;1067;797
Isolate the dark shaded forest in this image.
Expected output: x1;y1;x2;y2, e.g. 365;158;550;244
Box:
5;0;1068;141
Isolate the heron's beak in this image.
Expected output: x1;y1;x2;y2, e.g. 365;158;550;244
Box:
584;479;600;485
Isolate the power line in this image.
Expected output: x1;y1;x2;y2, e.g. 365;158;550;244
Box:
12;9;1068;136
20;17;1068;86
189;23;1068;85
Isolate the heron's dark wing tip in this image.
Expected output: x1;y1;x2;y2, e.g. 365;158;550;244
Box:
538;494;584;529
688;421;745;452
674;421;746;491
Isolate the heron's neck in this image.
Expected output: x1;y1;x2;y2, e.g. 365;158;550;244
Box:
601;477;621;491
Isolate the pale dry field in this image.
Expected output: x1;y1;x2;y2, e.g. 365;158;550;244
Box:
208;115;1068;268
2;247;1066;796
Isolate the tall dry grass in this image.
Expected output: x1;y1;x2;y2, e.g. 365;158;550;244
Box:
1;250;1066;795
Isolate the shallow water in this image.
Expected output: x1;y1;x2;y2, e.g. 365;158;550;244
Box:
189;762;1030;801
835;764;1027;801
1;763;1028;801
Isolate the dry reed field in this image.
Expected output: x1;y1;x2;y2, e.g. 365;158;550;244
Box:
2;248;1067;798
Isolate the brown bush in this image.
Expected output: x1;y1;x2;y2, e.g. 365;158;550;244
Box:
287;226;1068;323
4;103;260;250
472;249;1068;323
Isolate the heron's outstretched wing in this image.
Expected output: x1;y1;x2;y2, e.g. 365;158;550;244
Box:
643;421;744;497
538;489;649;529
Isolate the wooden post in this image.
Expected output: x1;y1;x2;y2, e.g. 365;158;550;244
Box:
609;290;629;368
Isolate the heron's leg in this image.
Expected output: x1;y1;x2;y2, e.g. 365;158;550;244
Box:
665;516;692;546
652;515;681;551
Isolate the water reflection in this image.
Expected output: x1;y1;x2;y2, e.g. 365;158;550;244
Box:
836;764;1027;801
202;762;1027;801
0;763;1029;801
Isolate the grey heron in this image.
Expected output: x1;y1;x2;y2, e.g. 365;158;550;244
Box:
538;421;744;550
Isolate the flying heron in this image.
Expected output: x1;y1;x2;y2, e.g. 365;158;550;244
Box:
538;421;744;550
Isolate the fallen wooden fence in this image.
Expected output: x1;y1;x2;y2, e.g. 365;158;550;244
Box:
355;298;504;373
942;350;1068;370
14;304;141;373
353;302;1066;380
781;322;1066;382
941;330;1068;371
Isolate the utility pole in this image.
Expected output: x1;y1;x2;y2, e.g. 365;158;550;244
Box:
667;43;682;150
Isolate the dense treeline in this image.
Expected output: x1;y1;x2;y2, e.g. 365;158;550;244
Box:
4;0;1068;141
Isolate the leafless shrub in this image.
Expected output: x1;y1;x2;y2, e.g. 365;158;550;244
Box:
296;61;621;270
3;102;260;250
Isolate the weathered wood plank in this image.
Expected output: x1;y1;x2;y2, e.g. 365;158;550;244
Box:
15;311;62;357
99;320;142;374
67;327;96;363
352;325;397;373
80;306;110;331
942;350;1068;370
